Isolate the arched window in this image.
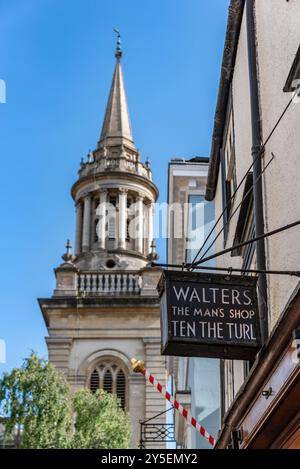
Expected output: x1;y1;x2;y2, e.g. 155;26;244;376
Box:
108;215;116;240
107;195;117;240
126;218;131;241
116;369;126;409
90;369;100;393
89;360;128;409
94;219;99;242
103;369;113;393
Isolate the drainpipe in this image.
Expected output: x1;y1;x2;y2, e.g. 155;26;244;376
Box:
246;0;269;344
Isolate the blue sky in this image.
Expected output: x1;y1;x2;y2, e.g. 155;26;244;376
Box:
0;0;229;372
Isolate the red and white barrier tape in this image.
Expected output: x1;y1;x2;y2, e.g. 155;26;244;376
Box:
131;358;215;447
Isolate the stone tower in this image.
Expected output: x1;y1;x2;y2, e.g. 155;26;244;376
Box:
38;38;167;448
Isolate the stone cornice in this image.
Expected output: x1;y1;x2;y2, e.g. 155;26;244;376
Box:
38;296;160;310
38;296;160;328
74;247;148;262
71;171;159;202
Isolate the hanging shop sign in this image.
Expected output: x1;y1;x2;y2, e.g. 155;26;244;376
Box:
157;270;261;360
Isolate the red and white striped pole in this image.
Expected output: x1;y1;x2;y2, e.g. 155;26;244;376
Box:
131;358;215;447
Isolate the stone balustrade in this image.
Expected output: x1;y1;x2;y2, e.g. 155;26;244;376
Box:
77;271;142;295
79;158;152;181
54;265;161;298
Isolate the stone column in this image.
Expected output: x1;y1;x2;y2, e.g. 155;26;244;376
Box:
74;201;83;255
128;372;145;448
136;193;144;254
148;202;154;255
98;189;107;250
118;189;127;250
82;194;91;252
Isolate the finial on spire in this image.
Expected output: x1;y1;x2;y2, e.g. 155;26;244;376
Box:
147;240;159;262
62;239;75;264
114;28;122;60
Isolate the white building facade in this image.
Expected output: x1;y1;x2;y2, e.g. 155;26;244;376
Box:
166;158;220;449
205;0;300;448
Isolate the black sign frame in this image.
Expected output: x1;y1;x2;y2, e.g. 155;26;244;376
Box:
158;270;261;360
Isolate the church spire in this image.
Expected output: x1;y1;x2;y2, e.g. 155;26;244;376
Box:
98;30;134;147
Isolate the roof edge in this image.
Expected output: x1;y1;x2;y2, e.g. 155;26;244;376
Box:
205;0;245;201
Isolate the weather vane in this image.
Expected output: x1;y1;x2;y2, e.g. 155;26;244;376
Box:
113;28;122;60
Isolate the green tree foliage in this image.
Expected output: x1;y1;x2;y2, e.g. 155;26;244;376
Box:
0;353;131;449
72;389;131;449
0;353;72;448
